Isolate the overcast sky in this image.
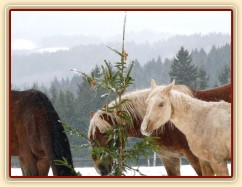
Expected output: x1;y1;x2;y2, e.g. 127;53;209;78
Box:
11;10;231;49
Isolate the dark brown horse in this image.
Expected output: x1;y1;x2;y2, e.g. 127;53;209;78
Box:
11;89;75;176
88;83;231;176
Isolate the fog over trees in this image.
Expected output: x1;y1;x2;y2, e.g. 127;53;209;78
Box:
12;32;230;88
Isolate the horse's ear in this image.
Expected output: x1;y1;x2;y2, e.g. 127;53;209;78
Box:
163;80;175;94
151;79;157;89
90;111;95;119
171;79;175;86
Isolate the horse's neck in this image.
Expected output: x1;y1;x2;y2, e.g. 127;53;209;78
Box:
169;91;207;132
94;110;144;139
117;91;148;138
126;116;144;138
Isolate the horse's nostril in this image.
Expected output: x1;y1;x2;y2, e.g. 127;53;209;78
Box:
98;163;110;176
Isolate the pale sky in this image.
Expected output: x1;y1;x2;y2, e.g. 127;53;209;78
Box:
11;10;231;49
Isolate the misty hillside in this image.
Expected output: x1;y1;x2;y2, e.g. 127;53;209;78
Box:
11;33;230;88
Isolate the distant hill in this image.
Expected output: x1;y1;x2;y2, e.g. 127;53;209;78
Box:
11;32;230;88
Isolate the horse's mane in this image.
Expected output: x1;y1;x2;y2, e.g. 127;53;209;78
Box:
169;87;210;113
88;84;193;138
88;88;150;139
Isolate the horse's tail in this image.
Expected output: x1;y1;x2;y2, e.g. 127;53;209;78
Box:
35;90;75;176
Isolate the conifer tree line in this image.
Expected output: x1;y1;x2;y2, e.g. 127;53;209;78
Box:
13;43;230;166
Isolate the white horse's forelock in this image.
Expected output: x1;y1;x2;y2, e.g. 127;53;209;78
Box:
88;85;193;139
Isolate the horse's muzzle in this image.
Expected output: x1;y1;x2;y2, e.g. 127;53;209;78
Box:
140;121;152;136
98;163;111;176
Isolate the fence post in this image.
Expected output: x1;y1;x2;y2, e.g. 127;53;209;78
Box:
153;152;156;166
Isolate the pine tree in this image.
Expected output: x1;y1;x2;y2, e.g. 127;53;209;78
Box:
92;65;102;78
31;82;39;90
197;67;209;89
169;46;198;89
129;59;143;89
64;90;76;124
191;48;207;66
49;82;58;105
65;13;158;176
205;45;219;87
218;64;231;85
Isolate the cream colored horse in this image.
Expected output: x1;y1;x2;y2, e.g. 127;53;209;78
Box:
141;80;231;176
88;86;204;176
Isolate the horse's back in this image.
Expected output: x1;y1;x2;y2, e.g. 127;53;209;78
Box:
193;83;231;103
210;101;231;124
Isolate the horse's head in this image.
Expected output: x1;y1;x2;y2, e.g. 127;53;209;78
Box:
88;112;115;176
141;79;175;136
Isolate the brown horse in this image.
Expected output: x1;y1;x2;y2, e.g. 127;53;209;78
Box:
88;83;231;176
192;83;231;102
11;89;75;176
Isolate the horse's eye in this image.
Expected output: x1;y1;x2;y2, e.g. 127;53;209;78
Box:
159;103;164;107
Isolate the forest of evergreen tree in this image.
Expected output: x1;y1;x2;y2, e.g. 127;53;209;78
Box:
12;43;231;167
